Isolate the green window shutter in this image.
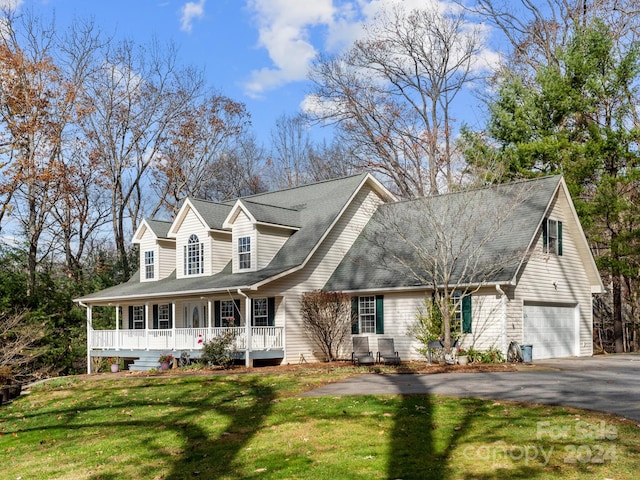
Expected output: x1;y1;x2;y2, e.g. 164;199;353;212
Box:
542;218;548;250
558;221;563;256
214;301;221;327
375;295;384;334
351;297;359;334
168;304;173;329
234;299;241;326
128;306;133;330
152;304;159;329
462;295;472;334
268;297;276;327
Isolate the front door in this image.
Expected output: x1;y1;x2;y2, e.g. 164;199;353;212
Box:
183;302;207;328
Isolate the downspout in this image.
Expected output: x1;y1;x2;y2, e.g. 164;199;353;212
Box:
79;301;92;374
237;289;252;367
496;285;507;355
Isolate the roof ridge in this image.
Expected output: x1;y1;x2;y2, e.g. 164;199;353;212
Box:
236;172;368;201
241;199;301;212
384;175;562;207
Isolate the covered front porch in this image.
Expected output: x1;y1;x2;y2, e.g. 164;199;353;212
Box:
89;326;284;353
82;293;285;371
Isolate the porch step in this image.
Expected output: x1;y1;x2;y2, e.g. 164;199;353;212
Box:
128;351;167;372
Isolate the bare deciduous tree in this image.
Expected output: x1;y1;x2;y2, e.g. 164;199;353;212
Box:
309;3;490;198
355;179;543;353
301;291;353;362
0;311;51;383
80;39;204;277
150;92;251;215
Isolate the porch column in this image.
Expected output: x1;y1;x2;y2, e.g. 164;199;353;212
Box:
115;305;120;351
145;303;150;351
86;304;93;374
208;298;213;340
245;295;252;368
172;301;176;351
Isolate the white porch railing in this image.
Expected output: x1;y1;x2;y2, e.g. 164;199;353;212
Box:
90;327;284;352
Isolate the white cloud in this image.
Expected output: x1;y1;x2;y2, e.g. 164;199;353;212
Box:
180;0;206;33
246;0;500;98
244;0;335;98
0;0;23;11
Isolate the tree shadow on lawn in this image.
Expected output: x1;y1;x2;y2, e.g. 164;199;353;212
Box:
6;376;275;479
387;394;541;480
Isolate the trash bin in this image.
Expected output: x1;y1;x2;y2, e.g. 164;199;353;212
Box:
520;344;533;363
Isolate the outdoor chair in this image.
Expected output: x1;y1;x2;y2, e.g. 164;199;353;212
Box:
351;337;375;365
376;338;401;365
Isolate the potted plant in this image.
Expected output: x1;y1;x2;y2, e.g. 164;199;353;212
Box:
457;347;468;365
109;356;120;373
159;353;173;371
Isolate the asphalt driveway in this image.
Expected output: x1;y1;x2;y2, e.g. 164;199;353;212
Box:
303;354;640;422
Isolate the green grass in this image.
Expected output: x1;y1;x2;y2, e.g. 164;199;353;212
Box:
1;367;639;479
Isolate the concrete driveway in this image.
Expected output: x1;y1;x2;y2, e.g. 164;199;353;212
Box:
303;354;640;421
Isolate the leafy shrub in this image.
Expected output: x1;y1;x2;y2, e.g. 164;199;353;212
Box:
464;346;504;364
201;330;237;369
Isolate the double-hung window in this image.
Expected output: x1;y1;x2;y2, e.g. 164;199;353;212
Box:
221;300;235;326
351;295;384;334
238;236;251;270
253;298;268;326
358;296;376;333
144;251;154;279
158;304;170;329
543;218;563;256
132;306;145;329
184;234;204;275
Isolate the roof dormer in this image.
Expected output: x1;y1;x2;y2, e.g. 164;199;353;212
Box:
223;200;300;273
132;219;175;282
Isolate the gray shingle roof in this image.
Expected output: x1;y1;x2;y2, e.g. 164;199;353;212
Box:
240;200;301;228
77;173;371;303
145;219;172;239
324;175;563;292
188;199;233;230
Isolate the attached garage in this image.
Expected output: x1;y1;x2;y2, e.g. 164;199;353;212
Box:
523;303;578;359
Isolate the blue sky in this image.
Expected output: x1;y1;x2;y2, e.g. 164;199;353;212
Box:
16;0;363;144
12;0;499;146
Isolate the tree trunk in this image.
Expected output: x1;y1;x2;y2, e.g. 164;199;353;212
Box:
613;272;624;353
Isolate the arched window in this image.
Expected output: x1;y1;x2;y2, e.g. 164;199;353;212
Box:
184;234;204;275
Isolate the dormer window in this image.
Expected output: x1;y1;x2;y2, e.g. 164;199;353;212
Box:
184;234;204;275
238;236;251;269
144;251;155;279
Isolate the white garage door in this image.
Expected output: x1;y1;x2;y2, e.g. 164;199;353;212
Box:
523;303;577;359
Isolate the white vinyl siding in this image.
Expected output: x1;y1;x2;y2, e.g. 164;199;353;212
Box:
232;210;256;273
256;225;291;269
263;185;387;363
514;189;594;357
210;232;232;274
158;240;176;280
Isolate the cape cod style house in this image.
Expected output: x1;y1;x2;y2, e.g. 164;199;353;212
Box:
75;173;603;371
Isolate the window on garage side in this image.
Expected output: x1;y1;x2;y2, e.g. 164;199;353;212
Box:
543;218;563;256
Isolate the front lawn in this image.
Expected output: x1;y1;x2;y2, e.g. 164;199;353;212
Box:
1;367;638;479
